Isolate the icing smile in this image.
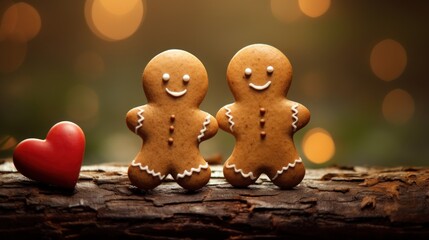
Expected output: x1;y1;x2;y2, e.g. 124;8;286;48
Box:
249;81;271;91
165;88;187;97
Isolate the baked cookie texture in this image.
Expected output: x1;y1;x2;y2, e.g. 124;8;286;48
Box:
126;50;218;191
217;44;310;189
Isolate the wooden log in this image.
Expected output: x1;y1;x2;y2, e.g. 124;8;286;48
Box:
1;159;429;239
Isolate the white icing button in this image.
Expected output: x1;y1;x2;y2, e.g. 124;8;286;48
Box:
182;74;190;82
267;66;274;74
162;73;170;82
244;68;252;76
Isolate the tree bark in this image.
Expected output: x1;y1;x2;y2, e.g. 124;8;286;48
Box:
1;159;428;239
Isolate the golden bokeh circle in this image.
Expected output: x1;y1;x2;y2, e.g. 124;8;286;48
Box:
302;128;335;164
370;39;407;81
298;0;331;18
0;2;41;42
270;0;303;23
85;0;144;41
382;88;415;125
99;0;140;15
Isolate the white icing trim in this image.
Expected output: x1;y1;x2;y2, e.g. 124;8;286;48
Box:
177;162;209;179
267;65;274;73
135;107;144;134
224;104;234;132
249;81;271;91
197;115;211;142
131;160;165;180
291;103;299;132
166;88;187;97
272;158;302;180
225;162;257;180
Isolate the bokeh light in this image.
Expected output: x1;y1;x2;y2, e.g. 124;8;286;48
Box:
382;88;415;125
370;39;407;81
84;0;144;41
0;1;428;166
0;2;41;42
0;2;40;73
66;85;99;121
302;128;335;164
270;0;303;23
298;0;331;18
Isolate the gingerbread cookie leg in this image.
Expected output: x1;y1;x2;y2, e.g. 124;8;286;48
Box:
223;160;259;188
174;161;211;191
269;158;305;189
128;160;166;190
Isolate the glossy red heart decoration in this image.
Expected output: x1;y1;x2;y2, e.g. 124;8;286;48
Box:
13;121;85;189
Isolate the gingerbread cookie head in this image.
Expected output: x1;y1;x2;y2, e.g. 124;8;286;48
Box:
217;44;310;189
226;44;293;102
142;49;208;107
126;49;218;191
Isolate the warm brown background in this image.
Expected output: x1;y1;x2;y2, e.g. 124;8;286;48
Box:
1;0;428;167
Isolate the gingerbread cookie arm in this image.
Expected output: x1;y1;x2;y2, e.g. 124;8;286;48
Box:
216;104;235;134
126;106;146;135
197;113;218;143
291;102;310;132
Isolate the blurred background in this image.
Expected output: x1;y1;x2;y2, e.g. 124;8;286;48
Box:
1;0;428;167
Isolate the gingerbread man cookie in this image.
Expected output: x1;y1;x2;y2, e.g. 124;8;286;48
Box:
217;44;310;189
126;50;218;191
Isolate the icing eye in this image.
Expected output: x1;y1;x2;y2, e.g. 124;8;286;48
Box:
162;73;170;82
182;74;190;83
244;68;252;77
267;66;274;74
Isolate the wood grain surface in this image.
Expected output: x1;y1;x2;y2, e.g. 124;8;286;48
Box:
1;159;428;239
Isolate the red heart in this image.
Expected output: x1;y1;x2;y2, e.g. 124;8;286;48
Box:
13;121;85;189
